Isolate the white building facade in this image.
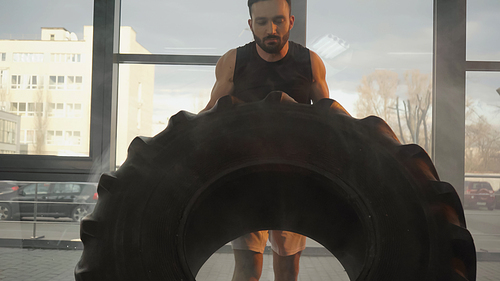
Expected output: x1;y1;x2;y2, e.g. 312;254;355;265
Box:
0;26;154;163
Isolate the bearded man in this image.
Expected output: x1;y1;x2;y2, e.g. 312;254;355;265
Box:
201;0;329;280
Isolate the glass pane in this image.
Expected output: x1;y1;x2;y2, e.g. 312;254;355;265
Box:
0;180;97;279
464;71;500;278
465;72;500;173
307;0;433;152
0;0;93;156
120;0;252;55
116;64;214;167
466;0;500;61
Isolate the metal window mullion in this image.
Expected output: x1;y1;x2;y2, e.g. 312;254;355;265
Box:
115;54;219;65
90;0;120;174
290;0;307;46
432;0;467;202
466;61;500;72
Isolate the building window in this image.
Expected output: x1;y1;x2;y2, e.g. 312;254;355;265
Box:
65;131;81;145
47;103;82;118
13;53;44;63
1;53;5;61
20;129;36;144
0;119;16;144
49;75;82;90
67;76;83;90
10;74;42;89
11;102;43;117
27;75;39;89
11;75;22;89
49;75;65;90
50;34;55;40
51;53;82;63
66;103;82;118
47;130;80;145
47;130;63;145
48;103;65;117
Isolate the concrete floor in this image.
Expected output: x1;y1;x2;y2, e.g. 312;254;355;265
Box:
0;247;498;281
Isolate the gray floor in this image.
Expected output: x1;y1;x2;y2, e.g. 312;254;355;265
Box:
0;247;498;281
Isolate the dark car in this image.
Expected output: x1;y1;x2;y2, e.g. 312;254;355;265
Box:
0;182;98;221
464;181;495;210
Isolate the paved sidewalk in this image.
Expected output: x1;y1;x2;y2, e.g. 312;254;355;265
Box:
0;247;499;281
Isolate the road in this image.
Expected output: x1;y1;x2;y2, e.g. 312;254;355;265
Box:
0;217;80;241
465;209;500;252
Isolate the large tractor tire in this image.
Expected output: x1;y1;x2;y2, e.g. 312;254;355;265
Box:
75;92;476;281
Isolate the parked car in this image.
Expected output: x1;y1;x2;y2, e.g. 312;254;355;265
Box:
0;182;98;221
464;181;495;210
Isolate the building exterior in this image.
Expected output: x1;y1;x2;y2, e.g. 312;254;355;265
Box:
0;110;21;154
0;26;154;164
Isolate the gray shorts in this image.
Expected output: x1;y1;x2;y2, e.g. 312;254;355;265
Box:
231;230;306;256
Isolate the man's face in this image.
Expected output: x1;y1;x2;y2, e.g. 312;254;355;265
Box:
248;0;295;54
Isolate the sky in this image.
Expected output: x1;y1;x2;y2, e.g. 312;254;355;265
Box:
1;0;499;133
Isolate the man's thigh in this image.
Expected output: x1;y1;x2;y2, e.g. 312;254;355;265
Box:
269;230;306;256
231;230;269;253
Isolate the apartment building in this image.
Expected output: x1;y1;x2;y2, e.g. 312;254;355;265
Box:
0;26;154;164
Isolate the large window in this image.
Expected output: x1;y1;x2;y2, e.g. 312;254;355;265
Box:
308;0;433;151
0;0;499;280
0;1;93;158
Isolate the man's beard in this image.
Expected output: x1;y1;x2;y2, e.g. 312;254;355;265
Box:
253;30;290;54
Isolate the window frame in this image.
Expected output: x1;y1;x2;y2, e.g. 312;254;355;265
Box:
432;0;500;202
0;0;119;182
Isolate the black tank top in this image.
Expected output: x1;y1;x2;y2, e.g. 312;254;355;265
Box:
232;41;313;104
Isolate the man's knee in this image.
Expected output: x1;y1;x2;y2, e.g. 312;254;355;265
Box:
232;249;263;281
272;250;302;281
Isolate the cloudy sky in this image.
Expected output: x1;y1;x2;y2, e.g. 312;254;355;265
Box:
1;0;499;133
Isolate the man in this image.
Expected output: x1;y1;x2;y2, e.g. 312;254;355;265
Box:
201;0;329;280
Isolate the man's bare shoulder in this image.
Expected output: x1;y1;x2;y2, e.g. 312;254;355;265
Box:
218;49;237;69
216;49;237;81
308;49;329;101
222;48;237;61
309;50;325;68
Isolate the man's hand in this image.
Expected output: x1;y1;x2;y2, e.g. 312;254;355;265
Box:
309;50;329;103
200;49;237;112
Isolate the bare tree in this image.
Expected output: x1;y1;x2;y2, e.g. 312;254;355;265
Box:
33;89;50;154
465;100;500;173
0;88;8;111
355;69;399;125
399;70;432;151
355;69;432;151
0;70;9;111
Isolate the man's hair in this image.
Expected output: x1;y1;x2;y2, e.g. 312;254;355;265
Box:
248;0;292;17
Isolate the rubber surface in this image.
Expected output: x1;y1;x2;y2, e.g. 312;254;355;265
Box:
75;92;476;281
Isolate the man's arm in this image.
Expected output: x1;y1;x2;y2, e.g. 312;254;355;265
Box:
200;49;237;112
309;50;329;103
